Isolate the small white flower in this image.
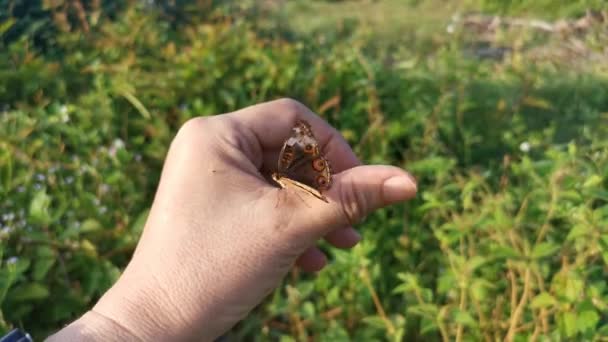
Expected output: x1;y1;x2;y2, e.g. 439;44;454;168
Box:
60;105;70;123
446;24;455;34
109;139;125;157
519;141;531;153
6;256;18;264
65;176;75;184
49;165;59;174
35;173;46;181
100;184;111;194
113;138;125;150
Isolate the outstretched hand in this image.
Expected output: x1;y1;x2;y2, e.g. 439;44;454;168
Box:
47;99;417;341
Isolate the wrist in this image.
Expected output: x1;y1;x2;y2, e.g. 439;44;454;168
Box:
91;265;207;341
45;310;142;342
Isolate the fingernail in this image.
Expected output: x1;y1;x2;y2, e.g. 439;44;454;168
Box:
383;175;417;203
350;229;362;243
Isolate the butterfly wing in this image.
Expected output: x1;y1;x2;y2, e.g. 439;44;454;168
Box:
280;136;332;190
275;120;332;196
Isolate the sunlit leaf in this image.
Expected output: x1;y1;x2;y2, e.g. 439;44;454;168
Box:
530;292;557;309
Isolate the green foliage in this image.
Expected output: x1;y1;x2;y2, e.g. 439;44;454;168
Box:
470;0;607;18
1;0;607;340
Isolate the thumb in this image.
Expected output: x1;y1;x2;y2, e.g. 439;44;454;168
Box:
295;165;418;237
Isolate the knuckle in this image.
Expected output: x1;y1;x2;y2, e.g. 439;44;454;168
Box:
175;116;213;144
215;117;262;166
273;98;310;118
170;116;224;159
337;176;369;226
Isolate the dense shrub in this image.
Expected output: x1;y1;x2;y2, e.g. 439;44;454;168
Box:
1;1;607;340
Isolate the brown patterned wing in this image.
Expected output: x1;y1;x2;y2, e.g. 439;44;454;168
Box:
281;137;331;190
274;120;332;200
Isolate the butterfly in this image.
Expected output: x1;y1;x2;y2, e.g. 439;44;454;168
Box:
271;120;332;203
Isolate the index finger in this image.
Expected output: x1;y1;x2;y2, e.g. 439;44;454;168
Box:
227;98;361;173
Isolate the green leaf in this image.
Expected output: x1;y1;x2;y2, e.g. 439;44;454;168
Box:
395;272;419;289
80;218;103;234
119;91;151;119
42;0;65;10
32;257;56;281
301;301;315;319
453;309;477;328
407;304;438;319
564;275;584;302
420;317;439;335
9;258;31;278
560;311;577;337
587;189;608;201
9;283;50;302
523;96;552;109
0;150;13;194
0;269;16;305
530;292;557;309
491;245;522;259
362;315;386;330
566;224;591;241
577;309;599;332
470;278;494;301
0;18;15;36
582;174;602;188
130;209;150;236
531;242;560;259
29;189;52;225
466;256;487;273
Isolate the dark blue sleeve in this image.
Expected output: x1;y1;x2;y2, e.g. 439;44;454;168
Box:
0;329;33;342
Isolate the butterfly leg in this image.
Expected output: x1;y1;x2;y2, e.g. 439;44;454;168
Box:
275;187;311;209
275;190;280;208
291;188;311;209
275;188;284;209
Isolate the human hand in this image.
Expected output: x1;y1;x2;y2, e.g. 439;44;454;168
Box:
47;99;417;341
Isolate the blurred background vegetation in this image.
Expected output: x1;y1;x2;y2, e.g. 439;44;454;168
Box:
1;0;607;340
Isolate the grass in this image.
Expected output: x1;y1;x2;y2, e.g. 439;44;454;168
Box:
1;0;608;340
